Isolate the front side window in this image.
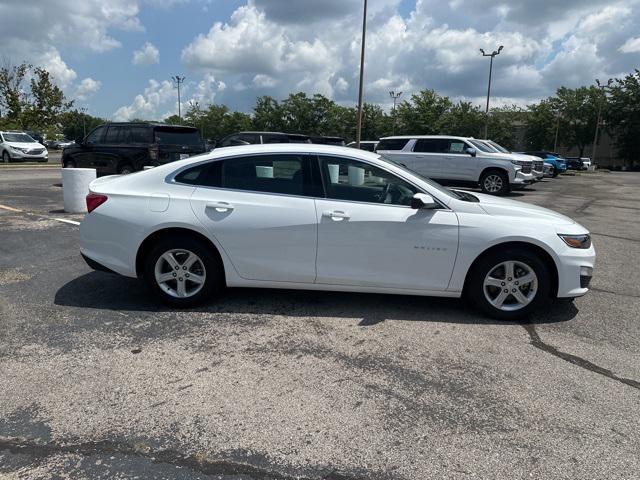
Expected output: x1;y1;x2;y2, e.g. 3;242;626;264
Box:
239;133;260;144
104;126;126;144
222;154;316;197
319;156;418;206
85;126;106;144
447;140;469;154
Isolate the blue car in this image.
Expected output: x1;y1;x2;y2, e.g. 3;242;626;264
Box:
523;151;567;177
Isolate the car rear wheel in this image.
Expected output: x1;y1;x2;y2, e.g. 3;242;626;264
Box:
480;170;510;196
118;164;134;175
2;151;10;163
467;248;551;320
143;235;222;307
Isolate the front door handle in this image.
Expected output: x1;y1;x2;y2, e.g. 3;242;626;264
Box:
322;210;350;220
206;201;234;212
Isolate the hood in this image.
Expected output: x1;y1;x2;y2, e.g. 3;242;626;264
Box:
480;151;532;163
471;192;576;226
5;141;44;149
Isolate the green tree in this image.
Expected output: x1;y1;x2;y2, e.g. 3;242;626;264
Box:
606;70;640;167
253;96;283;131
524;100;558;150
0;61;29;122
395;89;452;135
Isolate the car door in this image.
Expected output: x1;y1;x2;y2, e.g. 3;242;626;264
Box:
189;153;320;283
72;125;106;168
405;138;448;178
315;155;459;291
441;139;477;180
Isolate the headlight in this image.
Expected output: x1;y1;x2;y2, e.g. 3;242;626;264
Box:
11;146;28;153
558;234;591;249
510;159;529;166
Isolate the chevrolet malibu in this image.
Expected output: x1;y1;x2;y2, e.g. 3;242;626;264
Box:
80;144;595;320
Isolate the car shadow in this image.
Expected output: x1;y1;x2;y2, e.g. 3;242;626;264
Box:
54;272;579;326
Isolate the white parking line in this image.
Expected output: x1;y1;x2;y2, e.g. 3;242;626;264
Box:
53;218;81;226
0;204;23;212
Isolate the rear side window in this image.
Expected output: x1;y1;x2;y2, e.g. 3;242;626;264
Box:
222;154;316;196
377;138;410;151
128;127;151;143
414;138;448;153
175;162;222;187
154;128;202;146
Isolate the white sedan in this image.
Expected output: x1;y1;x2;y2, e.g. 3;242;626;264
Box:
80;144;595;320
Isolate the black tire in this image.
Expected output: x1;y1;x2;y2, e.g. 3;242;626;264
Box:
552;170;560;178
143;234;223;308
2;151;10;163
466;247;551;320
63;159;76;168
118;164;134;175
480;169;510;195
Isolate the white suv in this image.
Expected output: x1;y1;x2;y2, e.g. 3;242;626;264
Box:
377;135;534;195
0;131;48;163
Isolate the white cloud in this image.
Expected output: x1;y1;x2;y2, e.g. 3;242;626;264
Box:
132;42;160;66
113;79;176;121
253;74;277;88
74;78;102;101
620;37;640;53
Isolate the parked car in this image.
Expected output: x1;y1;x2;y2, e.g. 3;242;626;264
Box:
25;130;44;144
377;135;535;195
218;132;311;147
347;140;379;152
80;143;595;320
522;151;568;177
566;157;591;170
57;139;76;149
564;157;584;170
0;131;48;163
479;140;544;181
62;122;206;175
310;135;345;146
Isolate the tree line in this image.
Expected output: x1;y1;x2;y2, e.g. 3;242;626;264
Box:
2;60;640;165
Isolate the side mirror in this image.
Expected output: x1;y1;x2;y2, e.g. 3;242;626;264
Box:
466;147;477;157
411;193;437;210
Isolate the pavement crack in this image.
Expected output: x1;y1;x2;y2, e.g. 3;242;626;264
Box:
0;437;368;480
522;324;640;391
590;232;640;244
589;287;640;299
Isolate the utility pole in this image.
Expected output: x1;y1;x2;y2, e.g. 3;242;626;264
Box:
591;78;612;165
171;75;186;120
355;0;368;148
480;45;503;139
389;90;402;135
553;112;561;152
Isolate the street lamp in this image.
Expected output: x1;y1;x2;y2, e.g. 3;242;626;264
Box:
389;90;402;135
591;78;613;165
171;75;186;120
480;45;503;139
355;0;368;148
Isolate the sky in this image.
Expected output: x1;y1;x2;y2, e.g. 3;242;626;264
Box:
1;0;640;121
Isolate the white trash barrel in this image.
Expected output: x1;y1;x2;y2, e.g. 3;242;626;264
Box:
62;168;97;213
327;164;339;183
348;165;365;186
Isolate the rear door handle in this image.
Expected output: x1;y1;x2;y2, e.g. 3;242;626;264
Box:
206;201;234;212
322;210;350;220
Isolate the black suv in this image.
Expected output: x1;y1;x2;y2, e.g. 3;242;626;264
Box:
62;122;206;174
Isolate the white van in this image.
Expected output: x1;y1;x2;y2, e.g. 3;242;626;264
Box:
377;135;534;195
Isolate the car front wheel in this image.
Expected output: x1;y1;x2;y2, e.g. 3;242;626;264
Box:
467;248;551;320
480;170;510;195
143;235;222;307
2;151;10;163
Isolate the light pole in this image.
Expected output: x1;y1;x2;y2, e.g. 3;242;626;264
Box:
171;75;186;120
591;78;612;165
355;0;368;148
553;112;561;152
389;90;402;135
79;107;87;137
480;45;503;139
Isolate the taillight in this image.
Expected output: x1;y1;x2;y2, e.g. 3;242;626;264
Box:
149;146;159;161
86;193;108;213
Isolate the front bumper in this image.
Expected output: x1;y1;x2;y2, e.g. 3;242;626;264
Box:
512;171;535;185
556;245;596;298
8;150;48;161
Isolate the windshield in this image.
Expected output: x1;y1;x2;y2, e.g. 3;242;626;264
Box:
486;140;511;154
468;139;494;153
3;133;36;143
380;155;463;200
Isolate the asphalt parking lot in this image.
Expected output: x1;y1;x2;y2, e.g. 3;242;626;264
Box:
0;168;639;479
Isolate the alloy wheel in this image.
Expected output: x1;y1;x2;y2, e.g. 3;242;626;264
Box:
154;249;207;298
483;174;503;193
483;260;538;312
